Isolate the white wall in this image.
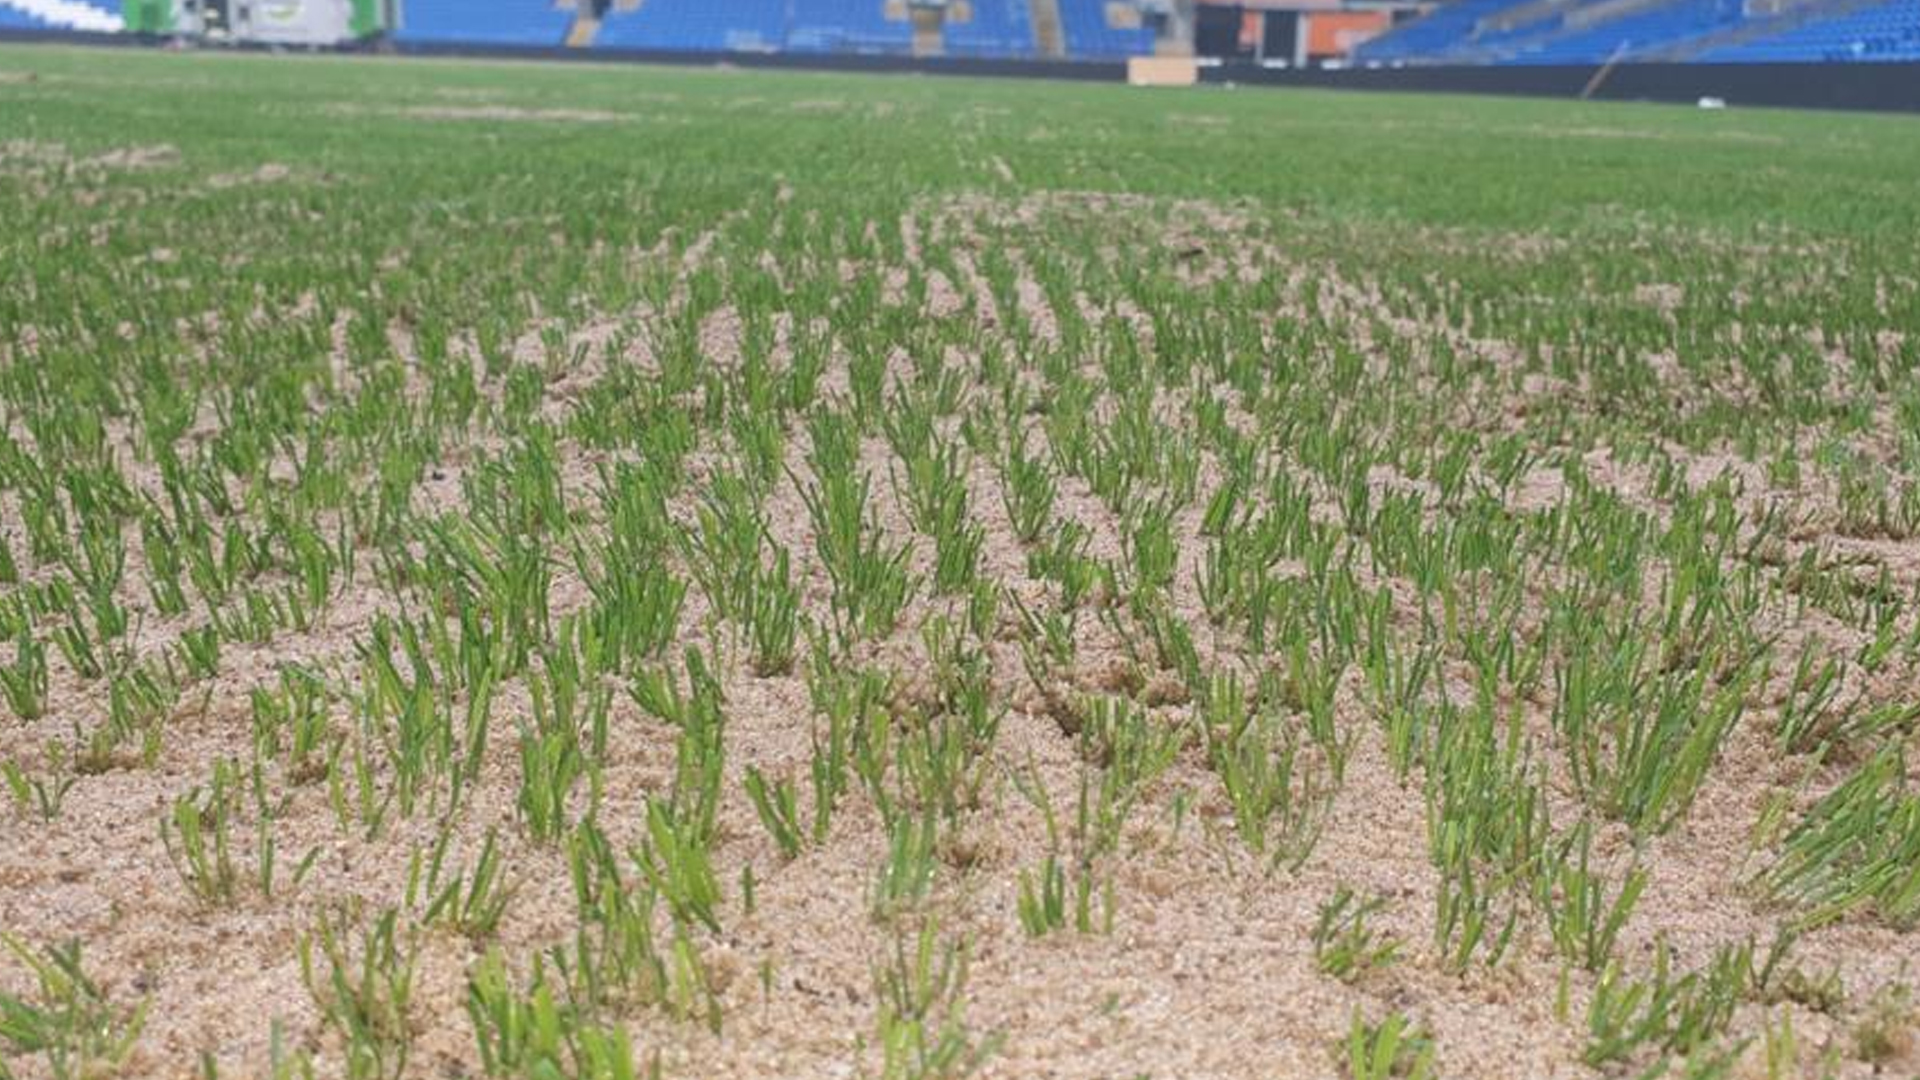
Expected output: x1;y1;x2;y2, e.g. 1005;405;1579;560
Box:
230;0;353;43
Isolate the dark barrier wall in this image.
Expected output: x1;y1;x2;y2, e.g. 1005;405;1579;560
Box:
1201;62;1920;113
2;27;1916;112
0;27;143;47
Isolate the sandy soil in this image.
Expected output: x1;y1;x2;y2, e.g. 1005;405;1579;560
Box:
1;188;1917;1080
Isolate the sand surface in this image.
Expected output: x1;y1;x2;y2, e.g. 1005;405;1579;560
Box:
2;150;1918;1080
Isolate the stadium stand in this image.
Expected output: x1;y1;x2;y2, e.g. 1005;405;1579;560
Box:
593;0;929;56
0;0;123;33
943;0;1037;57
1504;0;1742;63
1057;0;1156;55
783;0;913;54
1698;0;1920;60
1353;0;1920;62
595;0;786;52
0;0;1908;66
396;0;573;46
1353;0;1519;61
398;0;1120;59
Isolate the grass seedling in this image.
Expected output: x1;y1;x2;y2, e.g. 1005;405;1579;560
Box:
636;797;722;934
0;626;48;721
178;624;221;682
872;920;1001;1080
160;759;240;906
1015;853;1111;938
1432;858;1519;975
1312;887;1401;982
1757;746;1920;930
1543;824;1647;972
1849;982;1914;1065
467;951;652;1080
999;434;1056;546
1583;940;1750;1071
630;648;727;846
795;447;919;646
299;906;417;1080
411;827;517;941
559;823;668;1016
516;724;585;845
0;935;149;1080
1340;1010;1434;1080
746;551;802;677
874;812;939;920
1198;678;1333;872
3;745;75;823
744;766;804;861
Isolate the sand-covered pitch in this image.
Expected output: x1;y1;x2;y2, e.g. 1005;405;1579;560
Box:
3;46;1920;1080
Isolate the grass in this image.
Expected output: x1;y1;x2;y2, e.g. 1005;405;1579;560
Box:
0;936;148;1080
159;757;242;905
1341;1010;1434;1080
1755;746;1920;930
466;951;653;1079
2;744;72;823
871;920;1001;1080
1313;886;1402;983
409;826;517;940
2;39;1920;1079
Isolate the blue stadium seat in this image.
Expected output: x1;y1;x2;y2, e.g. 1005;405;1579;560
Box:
1354;0;1919;63
1699;0;1920;61
1355;0;1524;62
1503;0;1740;62
597;0;786;51
595;0;912;55
786;0;913;53
390;0;1147;58
396;0;573;46
1057;0;1154;56
944;0;1034;57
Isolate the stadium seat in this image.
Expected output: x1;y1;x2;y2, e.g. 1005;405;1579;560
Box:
596;0;785;52
388;0;1149;58
395;0;574;46
1504;0;1741;63
1353;0;1919;63
943;0;1036;57
785;0;914;54
1698;0;1920;61
593;0;915;55
1355;0;1525;62
1056;0;1155;56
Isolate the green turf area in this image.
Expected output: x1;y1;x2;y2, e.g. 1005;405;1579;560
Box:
2;43;1919;1080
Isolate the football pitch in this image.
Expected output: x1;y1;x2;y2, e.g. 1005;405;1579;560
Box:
2;43;1918;1079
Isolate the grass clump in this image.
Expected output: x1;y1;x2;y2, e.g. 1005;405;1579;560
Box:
0;936;148;1080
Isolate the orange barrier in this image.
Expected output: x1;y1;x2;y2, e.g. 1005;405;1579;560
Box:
1305;10;1389;59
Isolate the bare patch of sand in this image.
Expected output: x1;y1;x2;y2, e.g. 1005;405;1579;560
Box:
207;162;294;189
401;105;633;124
